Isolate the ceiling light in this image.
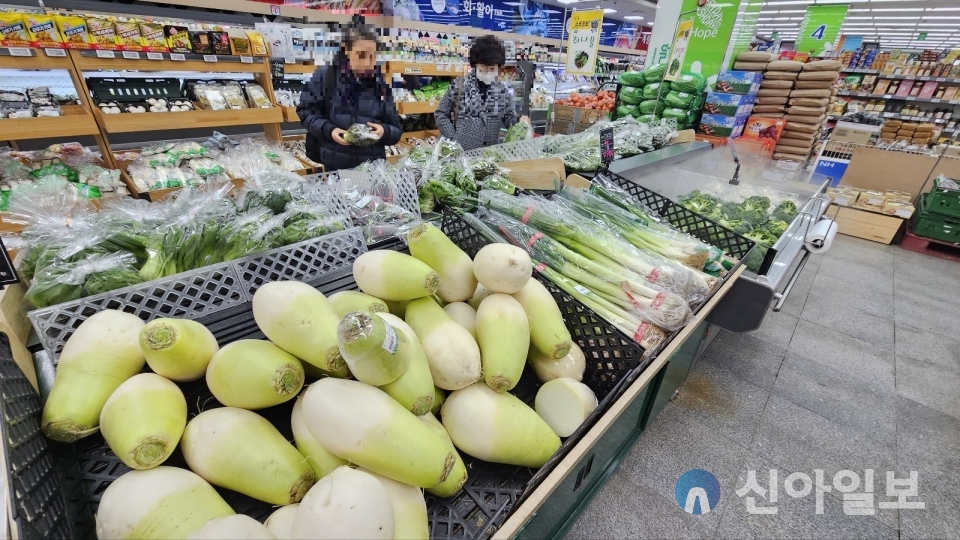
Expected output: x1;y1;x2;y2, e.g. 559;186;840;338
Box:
871;8;924;11
765;0;814;4
602;8;616;13
556;0;578;4
623;15;644;20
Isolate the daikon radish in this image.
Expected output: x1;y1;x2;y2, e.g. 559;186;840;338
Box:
301;378;456;489
292;466;394;540
181;407;315;505
100;373;187;470
475;294;529;392
431;387;446;415
408;223;477;302
292;396;347;481
472;244;531;294
42;310;145;442
253;280;343;372
188;515;275;539
442;383;560;468
419;413;467;498
338;311;410;386
353;251;440;301
265;505;299;539
206;339;304;409
95;466;234;540
301;360;351;379
329;290;388;318
467;283;493;310
375;313;435;415
360;468;429;540
384;299;408;318
535;378;598;437
139;318;219;382
442;302;476;338
404;297;481;391
512;279;572;360
529;342;585;382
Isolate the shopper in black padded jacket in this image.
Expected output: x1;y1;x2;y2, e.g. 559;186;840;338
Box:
297;22;402;172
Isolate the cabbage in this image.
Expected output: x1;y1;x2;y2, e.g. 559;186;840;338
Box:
638;100;665;115
642;63;667;83
663;91;696;109
618;71;645;87
671;72;707;93
642;82;670;100
618;87;644;105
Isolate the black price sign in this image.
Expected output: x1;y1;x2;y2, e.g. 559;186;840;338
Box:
0;237;19;287
600;127;615;164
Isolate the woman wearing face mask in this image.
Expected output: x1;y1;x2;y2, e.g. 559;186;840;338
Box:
435;35;530;151
297;21;402;172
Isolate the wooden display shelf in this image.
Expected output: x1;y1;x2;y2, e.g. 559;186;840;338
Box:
96;107;283;134
283;63;317;75
0;50;75;70
282;106;300;122
71;50;269;74
396;101;438;115
0;106;100;140
386;61;465;77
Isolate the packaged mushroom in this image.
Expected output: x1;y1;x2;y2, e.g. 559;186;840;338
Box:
168;99;194;112
245;83;272;108
197;86;229;111
98;101;122;114
122;103;148;114
145;98;170;112
221;83;248;109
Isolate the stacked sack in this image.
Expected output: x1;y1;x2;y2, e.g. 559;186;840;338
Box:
616;63;706;128
878;120;934;146
774;59;843;162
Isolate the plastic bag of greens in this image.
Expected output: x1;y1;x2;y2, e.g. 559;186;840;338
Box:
343;123;381;147
664;91;696;109
662;107;689;121
618;71;645;87
671;72;707;94
642;82;670;100
469;157;509;182
616;104;639;118
238;166;303;215
504;120;532;143
618;86;644;105
639;100;665;115
26;251;142;308
633;114;659;124
337;169;421;244
642;62;667;84
561;148;602;173
481;174;516;195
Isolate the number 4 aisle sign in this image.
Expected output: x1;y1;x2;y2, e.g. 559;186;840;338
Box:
796;4;849;56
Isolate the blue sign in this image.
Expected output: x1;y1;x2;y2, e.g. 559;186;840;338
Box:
813;158;848;186
675;469;721;515
388;0;465;25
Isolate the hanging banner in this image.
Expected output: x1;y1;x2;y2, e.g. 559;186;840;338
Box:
730;0;764;65
838;34;863;52
796;4;849;56
385;0;465;25
675;0;744;86
565;9;603;75
663;12;695;82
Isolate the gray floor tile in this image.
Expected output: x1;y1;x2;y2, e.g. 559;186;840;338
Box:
896;462;960;540
808;273;896;322
799;290;896;349
777;266;817;318
751;395;896;484
674;360;771;447
896;354;960;420
699;331;786;391
893;255;960;295
564;470;714;540
897;397;960;479
750;311;799;350
788;319;896;390
895;288;960;340
824;235;897;269
773;352;897;448
895;323;960;374
817;257;894;293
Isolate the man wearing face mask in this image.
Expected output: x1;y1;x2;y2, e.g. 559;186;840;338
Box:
435;35;530;151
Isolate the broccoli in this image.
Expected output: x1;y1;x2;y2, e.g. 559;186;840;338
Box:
763;220;789;237
679;190;721;214
773;199;798;219
732;207;767;227
719;218;753;235
741;195;772;212
719;201;741;218
744;229;779;246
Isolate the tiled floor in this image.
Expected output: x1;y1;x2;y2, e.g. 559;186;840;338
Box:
566;235;960;540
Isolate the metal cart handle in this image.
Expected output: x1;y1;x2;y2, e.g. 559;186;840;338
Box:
771;250;811;313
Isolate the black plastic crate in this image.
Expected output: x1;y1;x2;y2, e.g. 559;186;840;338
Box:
3;212;650;540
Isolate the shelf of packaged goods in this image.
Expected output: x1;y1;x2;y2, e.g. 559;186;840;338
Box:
0;48;76;70
0;105;100;140
283;62;317;75
282;106;300;122
838;91;960;106
70;50;270;73
843;68;960;84
95;106;283;133
386;61;466;77
396;101;438;115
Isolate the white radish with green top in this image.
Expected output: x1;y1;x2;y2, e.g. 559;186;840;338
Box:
95;466;234;540
512;278;572;360
408;222;478;302
467;283;493;310
360;468;430;540
375;313;435;415
329;290;389;318
535;378;598;437
265;505;298;539
99;373;187;470
441;383;560;468
187;515;275;540
338;311;411;386
205;339;304;409
181;407;315;505
291;396;347;481
404;297;482;391
300;378;457;490
42;310;145;442
418;413;467;498
529;342;585;383
253;280;343;372
475;294;529;392
139;318;219;382
472;244;532;294
442;302;477;338
292;466;394;540
353;251;440;301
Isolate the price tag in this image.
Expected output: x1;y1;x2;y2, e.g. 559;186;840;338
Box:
573;284;591;295
951;100;959;105
44;48;66;57
203;55;218;63
884;95;892;99
932;98;941;103
906;96;916;101
0;237;20;287
240;56;253;63
270;4;280;15
147;52;163;60
920;76;929;81
96;49;116;59
170;53;185;61
404;66;422;74
284;57;295;64
8;47;31;57
600;127;615;165
436;63;444;72
122;51;140;60
937;77;946;82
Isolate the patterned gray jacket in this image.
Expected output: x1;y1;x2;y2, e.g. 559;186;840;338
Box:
434;73;518;151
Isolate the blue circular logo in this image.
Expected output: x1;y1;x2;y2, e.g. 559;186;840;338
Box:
675;469;721;514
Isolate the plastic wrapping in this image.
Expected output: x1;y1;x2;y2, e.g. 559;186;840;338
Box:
417;138;476;214
344;124;381;146
503;120;533;143
337;169;420;244
26;251;142;308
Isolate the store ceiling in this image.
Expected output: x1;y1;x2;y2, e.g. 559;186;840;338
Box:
757;0;960;49
534;0;658;25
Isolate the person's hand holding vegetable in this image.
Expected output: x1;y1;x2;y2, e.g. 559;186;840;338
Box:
331;128;349;146
366;122;385;139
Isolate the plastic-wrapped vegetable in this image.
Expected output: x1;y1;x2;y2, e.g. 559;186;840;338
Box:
642;82;670;100
617;71;645;87
616;104;638;118
481;174;516;195
662;107;689;121
634;114;659;124
642;62;667;84
26;251;142;308
670;72;707;94
469;158;507;182
618;87;644;105
343;124;381;147
504;121;532;143
638;100;665;115
663;91;696;109
562;149;603;173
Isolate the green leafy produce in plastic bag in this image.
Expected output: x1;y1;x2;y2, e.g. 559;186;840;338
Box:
664;91;696;109
562;149;602;173
343;123;381;146
482;174;516;195
504;120;532;142
618;87;644;105
671;72;707;93
642;62;667;84
617;104;638;118
639;100;665;115
642;82;670;100
662;107;689;121
618;71;645;87
634;113;660;124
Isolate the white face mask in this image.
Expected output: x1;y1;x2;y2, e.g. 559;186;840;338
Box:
476;70;498;84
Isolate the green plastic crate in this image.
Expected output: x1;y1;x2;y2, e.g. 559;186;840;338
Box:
925;177;960;221
914;194;960;244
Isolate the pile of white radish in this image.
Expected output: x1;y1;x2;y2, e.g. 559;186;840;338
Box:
40;222;604;539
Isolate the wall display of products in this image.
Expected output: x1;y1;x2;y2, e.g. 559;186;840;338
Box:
0;87;63;118
0;143;126;208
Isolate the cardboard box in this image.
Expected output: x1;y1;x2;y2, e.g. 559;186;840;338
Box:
882;199;916;219
697;113;749;137
552;105;607;125
826;186;861;206
884;190;913;202
828;205;905;244
854;189;887;211
703;92;756;116
831;123;878;145
715;71;763;95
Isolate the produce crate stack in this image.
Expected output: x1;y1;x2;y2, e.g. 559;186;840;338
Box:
616;62;705;127
913;175;960;244
773;59;843;162
878;119;935;147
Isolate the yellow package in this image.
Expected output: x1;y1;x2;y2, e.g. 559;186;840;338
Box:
227;27;250;56
139;22;167;52
25;13;64;48
55;14;91;48
114;19;143;50
245;29;268;56
87;16;118;49
0;13;31;47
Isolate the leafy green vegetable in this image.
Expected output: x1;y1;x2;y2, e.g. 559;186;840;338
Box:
343;124;381;146
504;121;532;143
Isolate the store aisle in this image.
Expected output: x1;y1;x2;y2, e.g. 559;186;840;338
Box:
566;235;960;540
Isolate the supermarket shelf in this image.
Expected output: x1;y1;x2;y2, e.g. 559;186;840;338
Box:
385;61;465;77
841;68;881;74
397;101;438;115
0;48;75;70
96;107;283;133
282;106;300;122
842;68;960;84
837;91;960;105
283;63;317;75
0;106;99;140
72;49;269;73
832;113;954;124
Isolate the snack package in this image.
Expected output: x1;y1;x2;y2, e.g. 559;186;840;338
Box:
221;83;248;110
137;22;165;52
227;27;250;55
25;13;63;48
56;14;91;48
86;16;118;50
209;31;231;55
245;29;268;56
188;30;212;54
114;19;143;50
0;13;31;47
165;25;191;53
245;83;272;108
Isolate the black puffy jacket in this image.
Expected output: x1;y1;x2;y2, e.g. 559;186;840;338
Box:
297;65;403;172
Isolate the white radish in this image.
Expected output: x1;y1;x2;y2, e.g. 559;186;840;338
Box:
404;297;481;391
431;386;446;414
253;280;343;372
337;311;410;386
99;373;187;470
512;278;572;360
206;339;304;409
181;407;315;505
188;515;275;539
408;222;477;302
42;310;145;442
529;342;586;382
353;251;440;301
442;383;560;468
467;283;493;310
472;244;531;294
535;378;598;437
329;290;388;318
475;294;529;392
291;466;394;540
384;299;409;318
139;318;219;382
360;468;429;540
375;313;435;415
265;505;299;539
95;467;234;540
419;413;467;498
292;396;347;481
442;302;477;338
